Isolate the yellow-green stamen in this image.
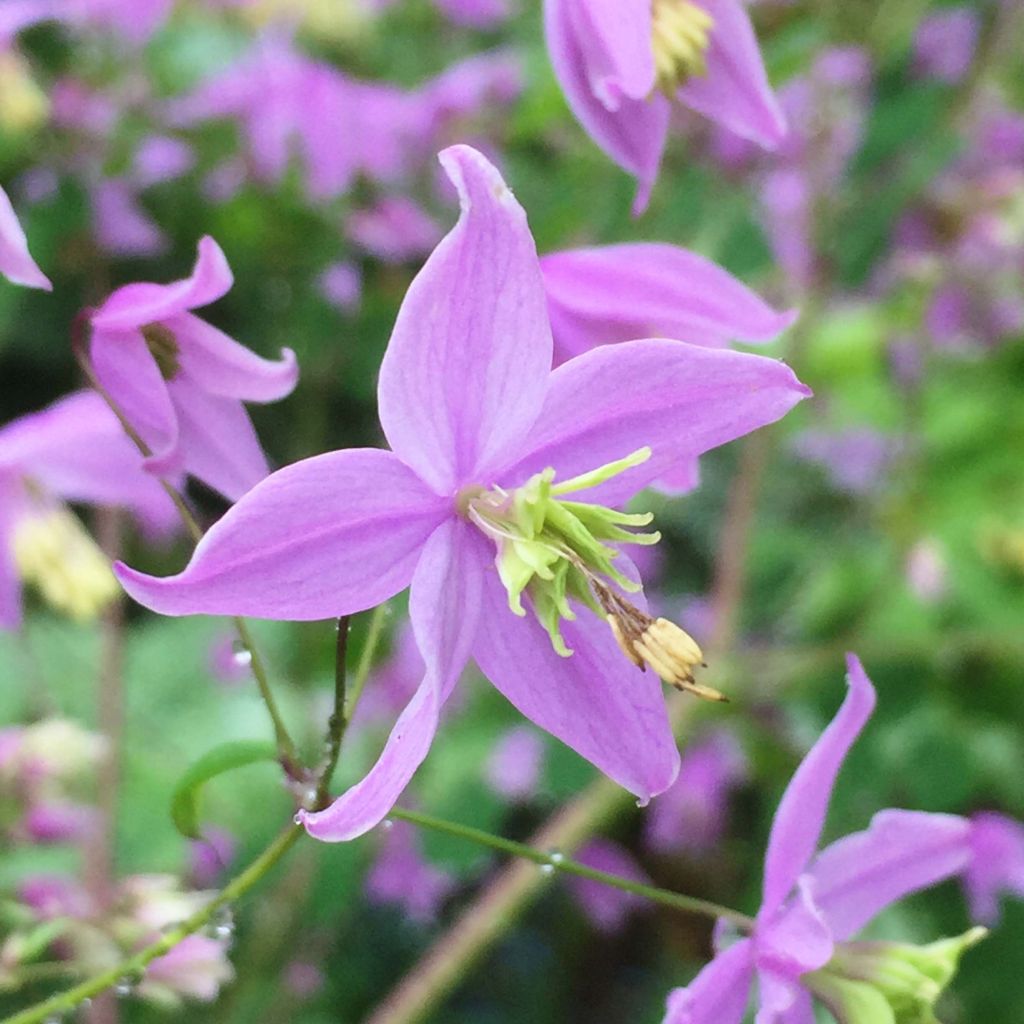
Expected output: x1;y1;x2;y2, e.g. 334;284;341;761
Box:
651;0;714;95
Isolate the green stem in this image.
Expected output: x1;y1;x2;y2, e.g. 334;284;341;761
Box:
347;604;389;713
71;319;300;773
0;824;304;1024
390;807;751;930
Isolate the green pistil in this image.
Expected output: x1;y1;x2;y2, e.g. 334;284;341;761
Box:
466;447;660;656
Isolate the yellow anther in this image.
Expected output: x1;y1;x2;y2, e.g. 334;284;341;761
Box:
12;508;118;621
651;0;715;95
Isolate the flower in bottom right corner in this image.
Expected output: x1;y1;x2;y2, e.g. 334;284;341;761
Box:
661;654;996;1024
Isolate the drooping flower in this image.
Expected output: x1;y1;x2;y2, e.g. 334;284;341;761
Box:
116;146;809;841
85;236;298;501
544;0;786;211
662;656;980;1024
0;391;176;629
541;243;796;363
0;184;51;290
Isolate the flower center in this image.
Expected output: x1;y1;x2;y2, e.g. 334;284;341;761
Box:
12;505;118;621
651;0;714;95
460;448;722;699
142;322;181;381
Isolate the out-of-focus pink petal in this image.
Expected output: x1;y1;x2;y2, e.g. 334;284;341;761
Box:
0;391;176;531
165;375;269;502
377;146;552;495
544;0;668;213
568;839;651;932
654;457;702;496
760;655;875;918
89;327;181;477
91;237;233;330
484;724;545;800
301;519;486;840
806;810;973;940
0;476;24;630
0;185;51;290
500;340;809;506
678;0;787;149
471;569;679;804
168;314;297;402
662;938;754;1024
541;243;797;361
433;0;511;29
115;449;449;620
90;181;167;258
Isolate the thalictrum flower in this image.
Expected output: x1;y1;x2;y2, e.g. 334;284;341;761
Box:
86;236;298;501
0;184;50;290
0;391;176;629
662;656;979;1024
544;0;786;211
964;812;1024;926
116;145;809;841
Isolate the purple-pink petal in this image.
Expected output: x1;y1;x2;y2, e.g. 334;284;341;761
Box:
760;654;875;918
164;375;270;502
965;812;1024;926
544;0;668;213
377;146;552;495
568;839;651;932
541;242;797;362
805;809;972;941
678;0;787;149
756;877;834;978
662;938;754;1024
89;326;182;478
471;569;679;804
500;339;810;506
169;314;297;402
0;185;51;290
301;519;486;840
91;236;233;331
115;449;449;621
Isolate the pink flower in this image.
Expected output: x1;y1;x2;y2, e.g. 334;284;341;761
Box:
964;812;1024;926
662;657;977;1024
143;935;233;1003
366;819;454;923
434;0;512;29
0;185;50;290
0;391;176;628
86;237;298;501
116;146;809;841
544;0;786;211
913;7;979;84
484;725;545;800
346;197;444;263
568;839;650;932
317;261;362;313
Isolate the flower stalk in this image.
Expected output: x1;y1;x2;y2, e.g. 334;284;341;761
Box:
389;807;752;929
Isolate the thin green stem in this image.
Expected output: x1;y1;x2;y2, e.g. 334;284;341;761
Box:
71;317;300;772
348;603;389;713
1;823;304;1024
389;807;752;930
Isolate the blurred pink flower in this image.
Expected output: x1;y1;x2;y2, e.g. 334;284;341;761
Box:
905;538;948;603
346;197;444;263
913;7;979;84
568;839;650;932
317;262;362;313
143;934;234;1002
90;179;166;258
484;725;545;800
965;812;1024;925
366;819;454;923
645;730;746;855
87;236;298;501
434;0;512;28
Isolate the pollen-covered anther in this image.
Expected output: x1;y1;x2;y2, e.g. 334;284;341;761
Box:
651;0;715;95
605;597;724;701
